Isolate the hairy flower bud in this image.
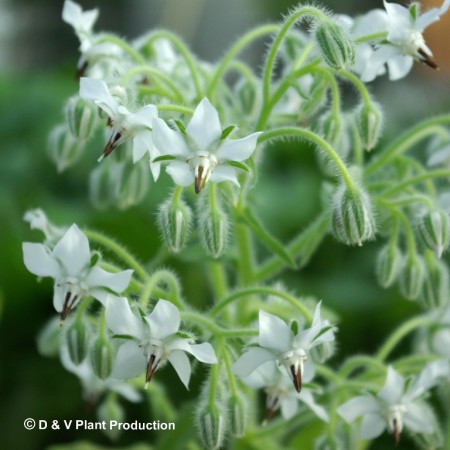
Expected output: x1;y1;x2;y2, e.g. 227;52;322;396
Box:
314;19;355;70
65;95;98;140
331;184;375;246
89;158;122;210
417;210;450;258
376;244;404;288
227;394;248;437
97;395;125;440
48;124;84;172
115;159;150;210
157;191;193;253
398;255;425;300
37;318;62;358
196;402;227;450
90;335;115;380
421;252;450;309
66;317;90;365
355;101;383;151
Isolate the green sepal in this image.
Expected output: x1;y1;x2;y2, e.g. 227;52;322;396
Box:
226;160;250;173
220;125;236;140
152;155;177;163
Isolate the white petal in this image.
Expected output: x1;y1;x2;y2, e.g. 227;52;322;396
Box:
152;118;189;157
360;413;386;440
53;224;91;276
149;145;161;181
416;0;450;30
258;310;292;353
405;360;449;401
166;161;194;186
111;341;146;379
353;9;388;38
62;1;82;27
404;402;434;433
147;299;180;339
241;360;278;388
299;389;329;422
86;266;133;292
384;1;411;40
108;382;141;403
23;243;59;277
232;347;276;377
132;131;152;163
280;396;298;419
387;54;414;81
53;282;65;313
215;132;261;162
379;366;404;403
209;165;239;185
167;350;191;389
302;360;315;383
170;341;217;364
79;77;118;118
186;98;222;150
131;104;158;129
105;295;145;340
337;396;380;423
361;46;398;82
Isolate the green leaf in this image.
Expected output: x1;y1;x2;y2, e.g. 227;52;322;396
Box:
409;3;418;21
226;160;250;173
241;208;296;269
174;119;186;134
220;124;236;140
111;334;135;340
152;155;177;163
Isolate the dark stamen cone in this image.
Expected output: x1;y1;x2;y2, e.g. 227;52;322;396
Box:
60;292;77;324
145;354;158;388
195;166;205;194
418;48;438;70
100;131;122;161
76;61;88;80
290;364;302;393
392;419;401;446
265;398;278;423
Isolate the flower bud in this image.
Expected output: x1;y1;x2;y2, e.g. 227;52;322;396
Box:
196;401;227;450
417;210;450;258
48;124;84;172
376;244;404;288
89;158;122;210
65;95;98;140
314;19;355;70
97;395;125;441
158;192;193;253
66;317;90;365
90;335;115;380
331;184;376;246
115;159;150;210
421;252;449;309
398;255;425;300
198;192;230;258
227;394;248;437
37;317;62;358
355;101;383;151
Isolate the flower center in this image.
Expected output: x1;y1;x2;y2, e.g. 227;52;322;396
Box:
280;348;307;393
386;404;407;445
187;152;218;193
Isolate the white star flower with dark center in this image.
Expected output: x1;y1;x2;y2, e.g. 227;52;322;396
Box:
241;360;329;423
80;77;159;177
337;361;449;445
23;224;133;322
105;296;217;388
232;302;336;393
151;97;261;193
361;0;450;81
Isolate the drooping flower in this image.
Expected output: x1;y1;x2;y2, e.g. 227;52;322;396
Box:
151;98;261;193
360;0;450;81
23;224;133;322
105;296;217;388
240;360;329;423
337;361;449;444
79;77;159;176
232;302;336;393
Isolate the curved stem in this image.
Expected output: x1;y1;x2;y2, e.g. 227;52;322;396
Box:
156;104;194;116
339;355;386;378
338;70;372;105
141;270;184;310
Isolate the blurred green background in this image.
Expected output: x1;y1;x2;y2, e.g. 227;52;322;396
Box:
1;1;450;449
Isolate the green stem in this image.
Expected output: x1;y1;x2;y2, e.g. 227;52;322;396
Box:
207;24;279;98
259;127;356;191
211;287;312;321
339;355;386;378
181;310;222;334
235;223;254;286
84;230;148;281
376;315;432;361
220;340;239;395
338;70;372;105
209;261;228;300
141;270;184;310
365;115;450;175
96;35;146;64
156;104;194;116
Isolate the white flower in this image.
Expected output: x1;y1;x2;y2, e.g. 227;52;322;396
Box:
79;77;159;175
232;302;336;393
152;98;261;193
337;361;449;444
105;296;217;388
23;209;66;244
241;360;329;423
23;224;133;321
60;342;141;403
360;0;450;81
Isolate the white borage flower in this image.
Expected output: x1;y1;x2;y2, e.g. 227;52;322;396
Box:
241;360;329;423
105;296;218;389
232;302;336;393
361;0;450;82
151;97;261;193
23;209;66;245
22;224;133;322
337;361;450;444
80;77;159;174
60;342;141;404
